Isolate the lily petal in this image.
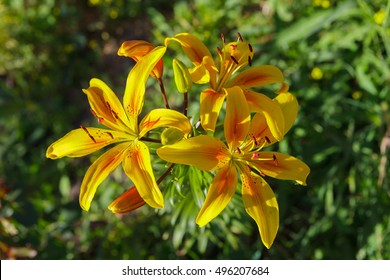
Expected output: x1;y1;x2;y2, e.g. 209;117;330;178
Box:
46;127;130;159
123;46;167;127
224;86;250;151
122;141;164;208
247;112;277;147
200;88;226;132
241;171;279;249
189;62;211;84
274;92;298;135
165;33;214;65
117;40;163;79
83;78;131;132
245;90;285;141
108;186;145;213
79;142;129;211
196;165;238;227
138;108;191;138
157;135;230;171
227;65;284;89
251;152;310;185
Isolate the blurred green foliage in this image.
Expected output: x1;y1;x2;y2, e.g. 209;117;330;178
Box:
1;0;389;260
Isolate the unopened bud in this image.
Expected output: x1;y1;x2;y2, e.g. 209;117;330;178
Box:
172;58;192;94
161;127;184;145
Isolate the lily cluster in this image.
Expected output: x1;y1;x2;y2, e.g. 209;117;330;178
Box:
46;33;310;249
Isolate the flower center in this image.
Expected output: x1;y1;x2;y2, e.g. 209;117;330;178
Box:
215;33;254;92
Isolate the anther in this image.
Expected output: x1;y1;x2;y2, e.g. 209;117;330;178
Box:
237;32;243;42
216;47;222;55
248;43;253;53
273;154;279;166
221;33;225;44
248;56;252;66
236;147;242;154
106;132;114;139
80;125;96;143
231;56;239;65
252;136;258;146
265;136;271;144
90;108;98;117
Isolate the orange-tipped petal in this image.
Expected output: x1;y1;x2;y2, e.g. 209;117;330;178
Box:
83;78;132;132
200;88;226;132
227;65;284;89
122;141;164;208
251;152;310;185
196;165;238;227
46;127;130;159
241;171;279;249
138;108;191;138
165;33;213;65
224;86;250;151
157;135;230;171
123;46;166;125
108;186;145;213
118;40;163;79
245;90;285;141
79;143;128;211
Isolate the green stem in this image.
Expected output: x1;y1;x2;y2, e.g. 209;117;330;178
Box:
183;91;188;116
140;137;161;144
158;78;170;109
157;163;175;185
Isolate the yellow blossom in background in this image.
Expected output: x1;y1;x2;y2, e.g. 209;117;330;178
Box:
313;0;331;9
352;91;363;100
311;67;323;80
374;9;386;25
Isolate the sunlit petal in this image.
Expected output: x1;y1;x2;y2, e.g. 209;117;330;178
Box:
46;127;130;159
189;62;211;84
200;88;226;132
227;65;284;89
274;93;298;135
123;46;166;126
108;186;145;213
247;112;277;147
157;135;230;171
241;171;279;249
224;86;250;151
122;141;164;208
165;33;214;65
196;165;238;227
251;152;310;185
117;40;163;79
83;78;131;132
138;108;191;138
79;142;129;211
245;90;285;141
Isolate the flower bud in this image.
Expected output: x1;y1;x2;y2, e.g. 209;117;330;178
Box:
172;58;192;93
161;127;184;145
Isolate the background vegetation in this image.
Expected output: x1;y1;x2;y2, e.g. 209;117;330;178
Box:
1;0;389;259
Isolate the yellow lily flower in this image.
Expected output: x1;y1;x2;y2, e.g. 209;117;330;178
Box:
157;86;310;248
165;33;286;135
117;40;164;79
46;46;192;211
